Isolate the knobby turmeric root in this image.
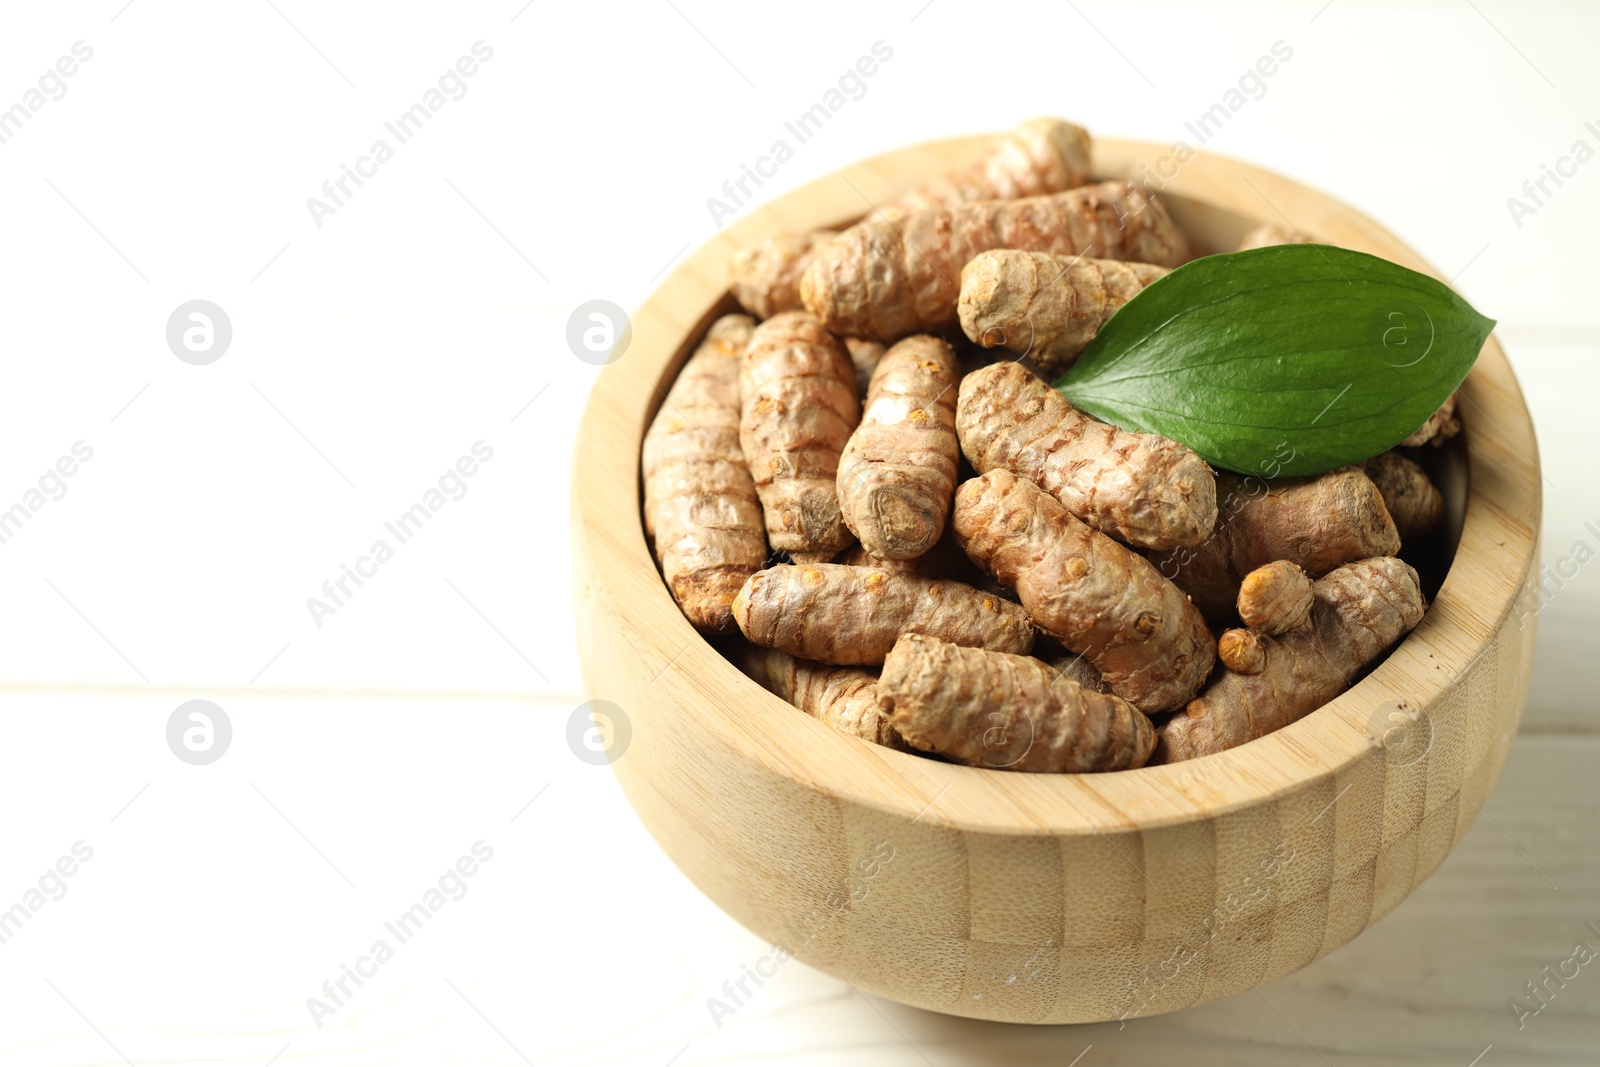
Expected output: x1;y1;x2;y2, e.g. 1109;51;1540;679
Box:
1149;467;1400;619
958;251;1168;372
1360;451;1444;540
843;337;887;397
736;643;908;750
1235;222;1309;251
878;633;1154;772
1216;628;1267;674
1400;392;1461;447
957;361;1217;550
662;125;1454;770
836;543;919;572
730;118;1090;320
838;527;991;586
837;335;962;560
731;231;837;320
1237;560;1314;635
1049;651;1111;693
642;313;766;632
1218;560;1314;673
801;180;1190;342
732;562;1034;666
881;117;1093;216
739;311;860;561
952;469;1215;713
1155;556;1426;761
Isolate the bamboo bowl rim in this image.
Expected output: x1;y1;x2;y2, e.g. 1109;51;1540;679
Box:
573;135;1541;837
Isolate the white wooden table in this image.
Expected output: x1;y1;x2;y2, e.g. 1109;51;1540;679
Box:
0;1;1595;1063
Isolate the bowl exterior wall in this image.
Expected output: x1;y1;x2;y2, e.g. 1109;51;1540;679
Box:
572;138;1541;1023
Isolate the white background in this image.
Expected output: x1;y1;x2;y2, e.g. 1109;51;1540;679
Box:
0;1;1596;1064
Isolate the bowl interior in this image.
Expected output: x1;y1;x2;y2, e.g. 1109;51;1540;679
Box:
599;136;1534;837
641;194;1472;603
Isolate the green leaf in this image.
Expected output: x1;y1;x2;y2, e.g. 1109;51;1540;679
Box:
1056;244;1495;478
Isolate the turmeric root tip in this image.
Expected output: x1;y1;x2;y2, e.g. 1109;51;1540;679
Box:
736;643;908;750
883;117;1093;216
1360;450;1444;541
843;337;887;398
1400;392;1461;448
1237;560;1314;635
1235;222;1310;251
731;231;836;320
1217;628;1267;674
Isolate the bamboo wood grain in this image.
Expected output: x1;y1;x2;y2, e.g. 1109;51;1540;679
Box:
571;137;1541;1023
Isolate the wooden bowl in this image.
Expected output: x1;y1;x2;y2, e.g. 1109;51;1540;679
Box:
571;137;1541;1024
